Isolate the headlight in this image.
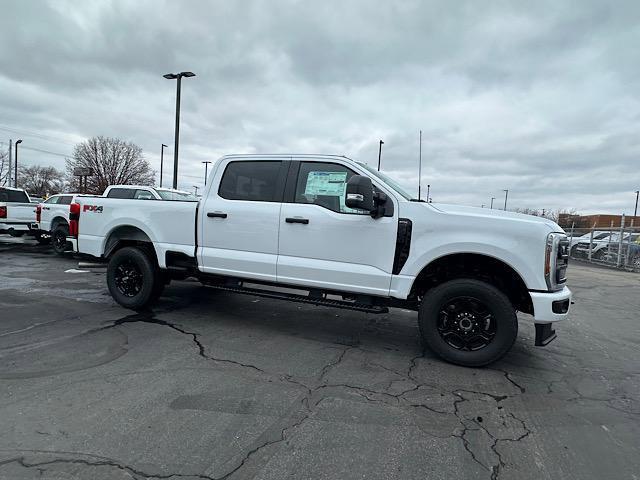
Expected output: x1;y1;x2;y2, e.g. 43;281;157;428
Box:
545;233;569;291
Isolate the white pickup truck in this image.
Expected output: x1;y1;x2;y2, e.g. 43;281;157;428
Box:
68;154;571;366
0;186;39;237
36;193;91;253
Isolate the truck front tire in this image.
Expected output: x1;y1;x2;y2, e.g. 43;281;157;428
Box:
107;247;160;310
418;279;518;367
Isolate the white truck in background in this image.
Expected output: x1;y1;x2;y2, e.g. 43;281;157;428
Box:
0;186;40;239
66;154;572;367
36;193;91;253
103;185;197;201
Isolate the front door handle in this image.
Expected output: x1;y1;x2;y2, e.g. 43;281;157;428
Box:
207;212;228;219
285;217;309;224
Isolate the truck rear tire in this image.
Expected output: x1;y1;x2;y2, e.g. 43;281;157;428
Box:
107;247;159;310
52;225;70;255
418;279;518;367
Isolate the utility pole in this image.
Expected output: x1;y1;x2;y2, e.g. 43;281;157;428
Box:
490;197;495;209
163;71;196;189
635;190;639;219
377;139;384;171
202;161;212;186
503;189;509;211
14;139;22;188
160;144;168;188
418;130;422;200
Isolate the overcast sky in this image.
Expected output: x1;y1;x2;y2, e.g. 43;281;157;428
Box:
1;0;639;214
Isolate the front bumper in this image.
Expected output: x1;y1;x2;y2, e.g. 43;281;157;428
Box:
529;286;572;323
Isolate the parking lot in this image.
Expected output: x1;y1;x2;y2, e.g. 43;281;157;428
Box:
0;238;639;480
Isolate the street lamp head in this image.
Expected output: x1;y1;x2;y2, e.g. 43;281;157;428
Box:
163;73;179;79
16;139;23;145
180;71;196;78
162;143;168;148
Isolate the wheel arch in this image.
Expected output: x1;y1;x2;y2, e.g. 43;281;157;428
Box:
409;252;533;315
103;224;157;261
50;216;68;231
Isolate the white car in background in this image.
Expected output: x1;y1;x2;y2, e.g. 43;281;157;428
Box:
574;232;628;260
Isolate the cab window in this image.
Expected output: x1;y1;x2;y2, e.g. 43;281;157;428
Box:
294;162;367;214
134;190;156;200
44;196;60;204
218;161;282;202
58;196;73;205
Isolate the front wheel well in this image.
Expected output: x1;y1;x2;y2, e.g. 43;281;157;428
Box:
409;253;533;315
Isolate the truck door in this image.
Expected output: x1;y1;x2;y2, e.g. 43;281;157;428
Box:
199;159;287;282
277;160;398;296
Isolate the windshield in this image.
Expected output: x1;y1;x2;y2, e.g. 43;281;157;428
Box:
155;189;198;201
356;163;414;200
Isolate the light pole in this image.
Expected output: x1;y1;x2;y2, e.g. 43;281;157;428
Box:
634;190;639;219
14;139;22;188
202;161;212;186
163;71;196;189
481;204;485;208
427;184;430;203
160;143;168;188
503;189;509;211
418;130;422;200
377;139;384;171
490;197;495;209
193;185;199;196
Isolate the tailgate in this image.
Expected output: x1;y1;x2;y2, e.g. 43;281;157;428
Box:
5;203;37;224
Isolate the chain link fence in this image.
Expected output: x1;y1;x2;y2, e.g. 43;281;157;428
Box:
566;216;640;272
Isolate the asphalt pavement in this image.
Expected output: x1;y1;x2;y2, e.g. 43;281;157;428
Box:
0;237;638;479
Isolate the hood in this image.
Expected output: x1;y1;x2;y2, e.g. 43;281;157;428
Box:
426;203;563;232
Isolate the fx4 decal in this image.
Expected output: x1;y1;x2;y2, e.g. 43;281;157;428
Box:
83;205;103;213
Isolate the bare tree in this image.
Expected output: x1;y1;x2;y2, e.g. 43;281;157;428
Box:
18;165;66;197
0;148;9;187
66;136;154;194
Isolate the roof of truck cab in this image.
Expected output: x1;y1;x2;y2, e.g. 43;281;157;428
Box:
219;154;355;162
0;186;28;192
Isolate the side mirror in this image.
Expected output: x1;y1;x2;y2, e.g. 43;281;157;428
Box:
345;175;374;212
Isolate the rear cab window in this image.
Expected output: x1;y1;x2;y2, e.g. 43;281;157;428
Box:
218;161;284;202
106;188;136;199
0;188;30;203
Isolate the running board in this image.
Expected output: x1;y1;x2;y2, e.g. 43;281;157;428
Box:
203;282;389;314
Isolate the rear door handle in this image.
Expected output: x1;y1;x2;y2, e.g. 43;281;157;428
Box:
285;217;309;224
207;212;227;219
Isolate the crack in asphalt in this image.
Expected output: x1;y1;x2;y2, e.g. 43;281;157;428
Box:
0;455;216;480
9;309;538;480
98;312;267;375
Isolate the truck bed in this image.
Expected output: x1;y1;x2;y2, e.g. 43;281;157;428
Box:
73;197;199;267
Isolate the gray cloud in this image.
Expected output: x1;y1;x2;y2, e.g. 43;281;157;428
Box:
1;0;639;214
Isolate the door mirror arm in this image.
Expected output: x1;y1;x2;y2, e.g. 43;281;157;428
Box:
371;191;388;219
